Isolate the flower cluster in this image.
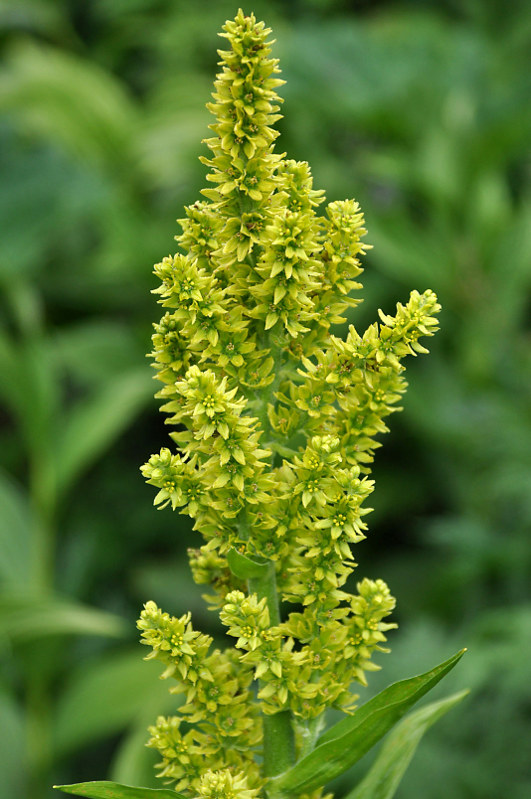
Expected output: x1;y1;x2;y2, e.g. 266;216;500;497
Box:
138;9;441;798
139;601;263;792
218;582;395;722
195;769;260;799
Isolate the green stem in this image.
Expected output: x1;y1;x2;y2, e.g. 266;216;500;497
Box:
29;450;56;593
26;666;53;799
248;562;295;780
239;253;295;781
26;454;56;798
253;341;286;456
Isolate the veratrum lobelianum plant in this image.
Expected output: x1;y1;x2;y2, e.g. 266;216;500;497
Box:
55;10;467;799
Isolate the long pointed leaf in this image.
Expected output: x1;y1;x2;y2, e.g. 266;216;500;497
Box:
0;592;125;642
271;649;466;795
55;781;186;799
319;648;465;747
345;690;469;799
55;369;152;496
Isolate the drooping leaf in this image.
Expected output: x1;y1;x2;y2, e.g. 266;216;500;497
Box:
0;41;138;168
0;592;126;643
344;690;469;799
270;649;466;795
54;781;186;799
227;547;269;580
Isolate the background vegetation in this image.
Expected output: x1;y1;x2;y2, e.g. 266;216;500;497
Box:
0;1;529;798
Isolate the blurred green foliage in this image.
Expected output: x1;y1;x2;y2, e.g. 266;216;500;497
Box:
0;1;529;798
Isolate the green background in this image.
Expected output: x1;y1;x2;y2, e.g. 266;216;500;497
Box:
0;1;530;797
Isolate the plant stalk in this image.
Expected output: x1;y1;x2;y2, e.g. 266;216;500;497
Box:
248;561;295;781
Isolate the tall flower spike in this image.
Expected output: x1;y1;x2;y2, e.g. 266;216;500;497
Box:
138;9;442;798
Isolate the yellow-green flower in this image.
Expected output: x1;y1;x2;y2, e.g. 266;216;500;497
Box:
138;8;441;795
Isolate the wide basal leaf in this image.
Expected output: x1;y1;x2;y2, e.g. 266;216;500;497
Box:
55;782;186;799
270;649;465;795
344;690;469;799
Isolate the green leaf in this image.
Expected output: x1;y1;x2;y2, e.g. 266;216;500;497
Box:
55;369;152;496
0;473;33;586
0;42;138;168
52;321;142;386
0;334;60;453
0;592;126;643
54;781;186;799
139;73;211;190
318;648;466;747
270;649;466;795
0;0;74;42
53;650;177;756
0;689;26;796
345;690;469;799
227;547;269;580
109;723;160;789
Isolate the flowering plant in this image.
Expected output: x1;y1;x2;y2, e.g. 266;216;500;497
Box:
56;10;466;799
